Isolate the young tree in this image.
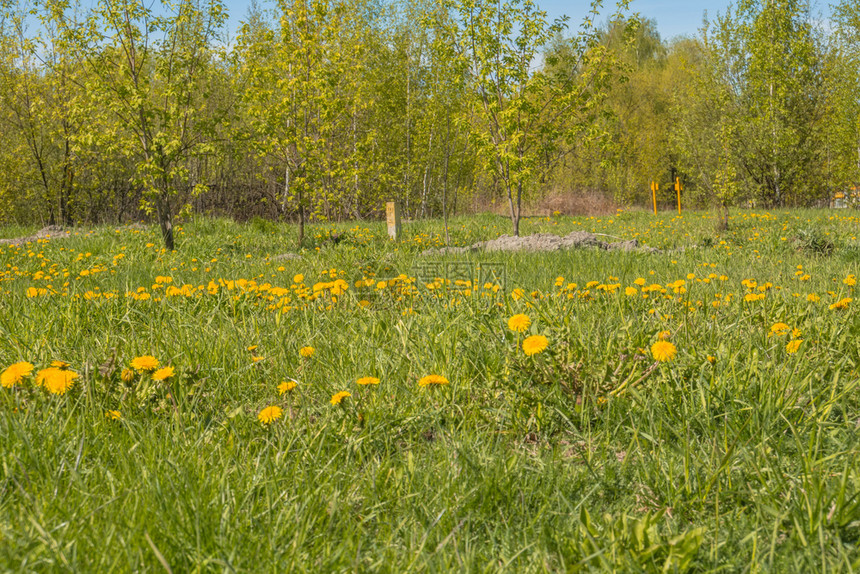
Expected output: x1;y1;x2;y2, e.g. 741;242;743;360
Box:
238;0;365;246
442;0;631;235
0;1;83;225
48;0;227;249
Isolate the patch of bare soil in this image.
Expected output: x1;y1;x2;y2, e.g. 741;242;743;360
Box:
421;231;659;255
0;226;71;245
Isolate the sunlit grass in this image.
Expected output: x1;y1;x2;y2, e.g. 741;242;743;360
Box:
1;208;859;571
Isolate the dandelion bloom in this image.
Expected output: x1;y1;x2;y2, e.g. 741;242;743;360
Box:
278;380;297;394
356;376;380;386
258;405;283;424
418;374;449;387
507;314;531;333
41;368;79;395
151;366;174;381
130;355;159;372
246;345;258;352
105;410;122;420
299;346;315;358
651;341;677;362
1;362;34;388
770;322;790;336
830;298;852;310
807;293;820;302
251;356;265;363
707;355;716;365
786;339;803;354
120;368;135;383
293;274;304;284
522;335;549;356
625;287;638;296
330;390;352;405
657;330;671;340
50;360;70;369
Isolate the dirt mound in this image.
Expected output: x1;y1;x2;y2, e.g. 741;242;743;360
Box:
0;226;71;246
421;231;659;255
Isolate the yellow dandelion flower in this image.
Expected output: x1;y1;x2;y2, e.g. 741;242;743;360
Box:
657;330;671;340
625;287;638;296
278;380;297;394
151;366;174;381
331;390;352;405
120;368;135;383
770;322;791;336
246;345;258;352
105;410;122;420
258;405;283;424
522;335;549;356
507;314;531;333
791;328;802;339
293;274;304;284
786;339;803;354
830;297;852;310
251;356;265;363
651;341;677;362
50;360;70;369
356;376;380;386
130;355;159;372
299;346;315;358
707;355;716;365
43;368;79;395
418;374;449;387
1;362;34;388
807;293;820;302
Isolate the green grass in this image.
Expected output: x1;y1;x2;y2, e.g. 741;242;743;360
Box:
1;208;860;571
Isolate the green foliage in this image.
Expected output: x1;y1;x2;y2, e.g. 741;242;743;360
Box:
794;225;836;256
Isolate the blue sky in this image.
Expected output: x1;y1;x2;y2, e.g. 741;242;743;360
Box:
533;0;734;40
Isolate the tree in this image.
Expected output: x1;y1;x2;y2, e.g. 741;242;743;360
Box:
442;0;631;235
238;0;366;247
0;1;84;225
704;0;825;207
48;0;227;249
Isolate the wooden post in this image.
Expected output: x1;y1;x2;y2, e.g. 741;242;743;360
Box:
386;201;401;240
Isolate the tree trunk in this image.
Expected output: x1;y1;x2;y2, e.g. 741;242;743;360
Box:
716;203;729;232
514;180;522;236
282;164;290;218
156;195;175;251
297;186;305;248
442;113;450;246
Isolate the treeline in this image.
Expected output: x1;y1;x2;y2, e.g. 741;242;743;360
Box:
0;0;857;246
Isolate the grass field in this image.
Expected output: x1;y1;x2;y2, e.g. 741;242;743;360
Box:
1;208;860;572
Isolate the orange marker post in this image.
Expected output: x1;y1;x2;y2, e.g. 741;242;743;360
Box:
651;181;658;215
675;177;682;215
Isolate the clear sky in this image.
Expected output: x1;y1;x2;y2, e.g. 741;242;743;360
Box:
538;0;734;41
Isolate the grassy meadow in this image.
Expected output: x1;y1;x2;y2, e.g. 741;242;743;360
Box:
1;209;860;572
